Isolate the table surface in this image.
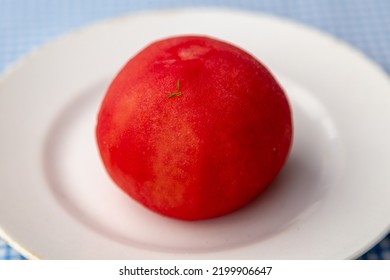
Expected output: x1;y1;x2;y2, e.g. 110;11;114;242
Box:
0;0;389;260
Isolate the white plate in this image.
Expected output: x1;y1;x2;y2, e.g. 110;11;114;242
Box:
1;9;390;260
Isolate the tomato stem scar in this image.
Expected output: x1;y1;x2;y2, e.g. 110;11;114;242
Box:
168;79;183;98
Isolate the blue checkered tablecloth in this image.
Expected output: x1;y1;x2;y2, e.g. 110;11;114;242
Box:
0;0;389;260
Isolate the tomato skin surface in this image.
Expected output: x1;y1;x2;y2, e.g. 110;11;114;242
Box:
96;36;293;220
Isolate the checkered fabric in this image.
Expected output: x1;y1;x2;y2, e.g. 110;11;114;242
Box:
0;0;389;260
0;239;26;260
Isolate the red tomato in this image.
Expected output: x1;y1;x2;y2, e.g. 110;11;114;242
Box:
96;36;293;220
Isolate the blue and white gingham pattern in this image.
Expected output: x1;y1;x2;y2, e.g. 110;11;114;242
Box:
0;0;389;260
0;239;26;260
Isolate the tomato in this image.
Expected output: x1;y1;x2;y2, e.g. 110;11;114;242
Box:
96;36;292;220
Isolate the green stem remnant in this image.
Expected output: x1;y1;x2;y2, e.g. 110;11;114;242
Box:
168;79;183;98
168;91;183;98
